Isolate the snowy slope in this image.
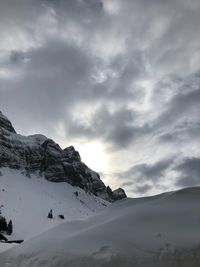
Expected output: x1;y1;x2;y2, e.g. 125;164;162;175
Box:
1;187;200;266
0;168;109;252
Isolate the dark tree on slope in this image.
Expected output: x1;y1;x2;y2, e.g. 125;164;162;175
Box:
58;214;65;219
6;220;13;235
48;209;53;219
0;216;7;232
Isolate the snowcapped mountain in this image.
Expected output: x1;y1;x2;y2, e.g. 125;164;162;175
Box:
0;110;125;252
0;111;126;202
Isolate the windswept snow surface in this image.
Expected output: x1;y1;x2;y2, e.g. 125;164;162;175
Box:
1;186;200;266
0;168;109;252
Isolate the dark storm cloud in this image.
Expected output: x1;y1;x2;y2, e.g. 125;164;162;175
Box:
121;181;153;194
0;39;96;133
113;158;175;195
66;105;150;148
119;158;174;182
134;158;174;182
155;88;200;129
152;75;200;155
0;38;145;142
0;0;145;139
175;157;200;187
0;0;198;141
117;155;200;195
158;122;200;146
134;184;152;194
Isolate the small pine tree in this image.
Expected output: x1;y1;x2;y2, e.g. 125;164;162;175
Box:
0;216;7;232
47;209;53;219
6;220;13;235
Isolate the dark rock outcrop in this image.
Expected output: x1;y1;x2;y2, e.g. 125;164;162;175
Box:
0;111;16;133
0;111;126;201
112;188;127;200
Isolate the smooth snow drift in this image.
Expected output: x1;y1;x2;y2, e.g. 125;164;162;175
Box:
1;185;200;266
0;168;108;252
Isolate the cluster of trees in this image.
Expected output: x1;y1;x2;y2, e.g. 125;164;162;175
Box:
0;216;13;235
47;209;64;220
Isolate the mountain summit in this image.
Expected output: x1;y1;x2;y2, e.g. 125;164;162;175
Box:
0;111;126;201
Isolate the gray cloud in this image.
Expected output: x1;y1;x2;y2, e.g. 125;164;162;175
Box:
66;105;150;149
134;184;152;194
155;88;200;129
114;158;174;195
119;158;174;182
175;157;200;187
117;155;200;195
133;158;174;182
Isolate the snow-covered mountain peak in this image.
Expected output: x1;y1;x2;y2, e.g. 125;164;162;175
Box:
0;111;126;202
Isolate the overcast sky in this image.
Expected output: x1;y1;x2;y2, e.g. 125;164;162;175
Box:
0;0;200;197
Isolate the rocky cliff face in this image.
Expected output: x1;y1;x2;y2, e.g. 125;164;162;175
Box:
0;111;126;201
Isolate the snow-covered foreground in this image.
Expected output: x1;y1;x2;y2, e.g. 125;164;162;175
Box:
0;168;109;252
1;183;200;266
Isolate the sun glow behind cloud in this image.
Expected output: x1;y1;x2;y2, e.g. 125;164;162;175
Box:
74;142;107;173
